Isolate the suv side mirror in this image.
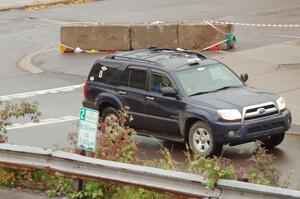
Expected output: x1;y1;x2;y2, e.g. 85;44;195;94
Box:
240;73;249;83
161;87;177;97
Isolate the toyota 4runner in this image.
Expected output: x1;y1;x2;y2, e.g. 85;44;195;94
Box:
83;48;292;157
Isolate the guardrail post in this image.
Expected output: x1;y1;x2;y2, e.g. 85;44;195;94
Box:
72;149;85;193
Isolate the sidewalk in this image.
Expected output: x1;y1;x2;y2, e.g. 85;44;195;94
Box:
0;0;70;11
31;40;300;133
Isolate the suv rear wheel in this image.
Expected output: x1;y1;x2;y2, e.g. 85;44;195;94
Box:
188;121;222;157
262;133;285;150
101;107;119;123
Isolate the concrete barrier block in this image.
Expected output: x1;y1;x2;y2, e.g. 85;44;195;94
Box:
61;23;131;51
178;22;233;50
131;23;178;49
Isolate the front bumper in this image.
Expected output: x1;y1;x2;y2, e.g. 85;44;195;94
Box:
211;109;292;145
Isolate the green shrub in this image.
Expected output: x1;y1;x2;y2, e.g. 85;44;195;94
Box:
246;141;280;186
191;155;236;189
0;101;41;143
93;108;138;164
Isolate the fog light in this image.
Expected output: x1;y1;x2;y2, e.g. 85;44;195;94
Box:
227;130;240;137
228;130;236;137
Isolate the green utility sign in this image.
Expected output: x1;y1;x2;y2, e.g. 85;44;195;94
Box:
78;106;99;151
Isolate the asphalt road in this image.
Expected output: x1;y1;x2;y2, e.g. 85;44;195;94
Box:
0;0;300;187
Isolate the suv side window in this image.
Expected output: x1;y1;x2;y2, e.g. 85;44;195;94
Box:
89;63;118;82
120;67;147;90
150;72;174;94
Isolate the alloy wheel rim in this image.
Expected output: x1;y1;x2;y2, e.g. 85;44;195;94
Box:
193;128;211;153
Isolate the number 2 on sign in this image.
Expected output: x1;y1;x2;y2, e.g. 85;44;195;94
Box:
80;109;86;120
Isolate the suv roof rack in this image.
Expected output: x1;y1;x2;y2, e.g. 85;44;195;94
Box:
147;47;206;59
105;55;162;66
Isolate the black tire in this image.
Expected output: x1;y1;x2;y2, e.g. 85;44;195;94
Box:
188;121;222;157
262;133;285;150
101;107;119;122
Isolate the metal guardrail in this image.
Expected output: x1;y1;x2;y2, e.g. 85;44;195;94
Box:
0;144;299;199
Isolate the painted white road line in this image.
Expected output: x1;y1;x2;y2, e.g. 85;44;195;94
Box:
6;116;79;130
265;34;300;39
0;83;84;101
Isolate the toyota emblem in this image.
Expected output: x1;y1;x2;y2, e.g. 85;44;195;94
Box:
258;108;266;115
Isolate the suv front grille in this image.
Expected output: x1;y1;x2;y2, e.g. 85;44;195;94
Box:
243;102;279;122
247;121;285;134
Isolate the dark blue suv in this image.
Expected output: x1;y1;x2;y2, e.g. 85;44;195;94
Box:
83;48;292;157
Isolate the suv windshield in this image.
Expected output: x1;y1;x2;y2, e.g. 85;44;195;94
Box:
175;63;243;96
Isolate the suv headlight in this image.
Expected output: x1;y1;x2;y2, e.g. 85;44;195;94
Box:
276;97;286;111
217;109;242;121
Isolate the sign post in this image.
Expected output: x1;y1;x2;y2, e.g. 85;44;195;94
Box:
78;106;99;152
74;106;99;192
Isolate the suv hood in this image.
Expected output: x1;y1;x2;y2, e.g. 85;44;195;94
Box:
189;86;278;111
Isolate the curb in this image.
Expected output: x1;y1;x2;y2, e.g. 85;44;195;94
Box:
17;44;56;74
0;187;60;199
289;124;300;135
0;0;71;11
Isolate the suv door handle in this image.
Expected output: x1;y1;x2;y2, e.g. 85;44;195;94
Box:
146;96;154;100
171;115;179;119
118;91;127;95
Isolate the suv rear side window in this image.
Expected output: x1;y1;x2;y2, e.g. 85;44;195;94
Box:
120;67;147;90
89;63;118;82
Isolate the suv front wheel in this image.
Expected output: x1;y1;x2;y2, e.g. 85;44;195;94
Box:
188;121;222;157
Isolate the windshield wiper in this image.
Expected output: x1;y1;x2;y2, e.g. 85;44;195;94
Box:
215;85;240;91
190;90;215;96
190;86;240;96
